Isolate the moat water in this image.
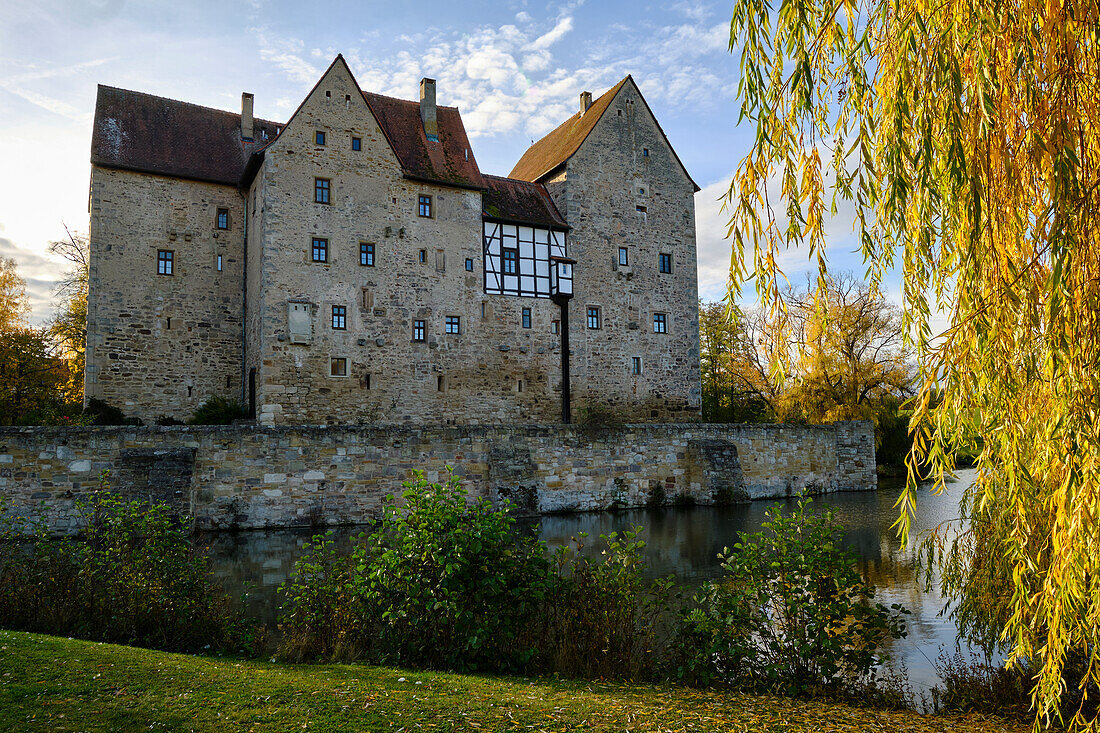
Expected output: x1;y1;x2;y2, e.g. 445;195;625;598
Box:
202;468;983;696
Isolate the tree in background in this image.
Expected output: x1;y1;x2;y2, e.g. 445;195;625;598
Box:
0;256;29;332
699;300;778;422
726;0;1100;725
48;227;89;402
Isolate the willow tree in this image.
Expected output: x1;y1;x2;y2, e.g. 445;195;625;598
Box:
725;0;1099;726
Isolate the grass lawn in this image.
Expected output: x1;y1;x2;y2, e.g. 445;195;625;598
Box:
0;630;1026;732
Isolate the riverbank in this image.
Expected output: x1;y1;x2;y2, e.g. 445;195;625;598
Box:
0;630;1024;732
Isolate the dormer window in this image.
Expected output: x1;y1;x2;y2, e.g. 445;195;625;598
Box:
315;131;326;146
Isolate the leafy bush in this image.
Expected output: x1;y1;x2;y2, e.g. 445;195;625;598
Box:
930;649;1031;720
188;396;247;425
678;499;908;696
527;527;677;679
84;397;140;426
281;469;552;670
0;474;257;652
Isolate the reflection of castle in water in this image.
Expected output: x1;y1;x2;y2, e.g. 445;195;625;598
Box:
202;470;978;694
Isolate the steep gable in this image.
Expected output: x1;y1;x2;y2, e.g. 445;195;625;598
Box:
509;76;699;192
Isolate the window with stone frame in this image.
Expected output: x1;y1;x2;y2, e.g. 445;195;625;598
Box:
413;320;426;342
315;130;326;146
618;247;629;266
157;250;174;275
311;238;328;263
632;356;642;375
659;252;672;273
360;242;375;267
445;315;461;334
653;312;668;333
331;305;347;330
329;357;347;377
315;178;331;204
216;208;229;230
418;195;432;217
587;306;601;330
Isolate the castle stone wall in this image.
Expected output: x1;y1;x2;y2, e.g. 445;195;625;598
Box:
0;421;876;535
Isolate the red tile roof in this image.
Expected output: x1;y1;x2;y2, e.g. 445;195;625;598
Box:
509;77;629;183
91;85;279;186
482;175;567;229
363;92;484;191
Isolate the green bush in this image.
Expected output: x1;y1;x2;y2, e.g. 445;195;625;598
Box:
0;475;257;653
678;498;908;696
188;396;247;425
281;469;552;670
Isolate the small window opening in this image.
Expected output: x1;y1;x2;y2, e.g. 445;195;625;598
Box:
418;249;427;263
226;375;232;388
187;385;192;397
632;356;642;376
437;375;445;392
217;254;223;272
364;373;372;389
617;108;622;116
315;130;326;145
551;320;559;334
465;257;474;271
413;320;426;342
445;315;461;334
659;252;672;273
522;307;531;329
642;148;649;157
325;90;331;98
517;379;525;393
166;316;172;329
351;136;361;151
587;307;601;330
216;208;229;230
618;247;628;266
330;357;348;377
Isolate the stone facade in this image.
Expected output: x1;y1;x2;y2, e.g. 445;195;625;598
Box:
0;421;876;535
86;56;702;426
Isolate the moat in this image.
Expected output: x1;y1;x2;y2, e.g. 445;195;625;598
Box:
204;468;981;696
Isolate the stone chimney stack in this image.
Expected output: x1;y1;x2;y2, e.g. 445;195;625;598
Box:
241;92;254;141
419;78;438;141
579;91;592;116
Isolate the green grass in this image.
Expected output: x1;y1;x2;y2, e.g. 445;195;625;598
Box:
0;630;1026;732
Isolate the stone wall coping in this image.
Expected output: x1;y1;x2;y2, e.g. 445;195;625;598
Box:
0;421;871;438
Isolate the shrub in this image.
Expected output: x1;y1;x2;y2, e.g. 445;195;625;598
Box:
188;396;247;425
930;649;1031;720
84;397;140;426
678;498;909;696
280;469;552;670
0;474;257;653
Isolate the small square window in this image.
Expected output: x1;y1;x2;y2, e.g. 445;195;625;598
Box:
587;306;600;330
157;250;174;276
315;131;326;146
315;178;330;204
216;208;229;230
659;252;672;273
332;305;347;330
445;315;461;335
618;247;628;266
418;195;432;217
631;356;642;375
653;313;667;333
503;248;518;274
413;320;426;342
330;357;347;377
418;249;427;263
360;242;375;267
312;238;328;263
465;258;474;272
521;307;531;329
351;136;361;151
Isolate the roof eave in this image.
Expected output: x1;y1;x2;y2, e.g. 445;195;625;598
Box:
402;173;486;192
482;214;570;232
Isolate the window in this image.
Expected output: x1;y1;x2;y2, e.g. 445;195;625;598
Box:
642;148;649;157
331;305;347;330
315;130;326;146
329;357;347;377
437;375;445;392
465;258;474;272
551;320;559;334
216;208;229;230
311;238;328;263
418;249;427;263
217;255;223;272
315;178;330;204
517;379;525;393
157;250;174;275
360;242;374;267
418;195;432;217
653;313;668;333
413;320;426;342
636;204;647;222
351;136;361;151
659;252;672;273
618;247;628;266
587;306;600;330
522;307;531;329
364;373;372;389
503;247;518;274
632;356;642;375
445;316;461;334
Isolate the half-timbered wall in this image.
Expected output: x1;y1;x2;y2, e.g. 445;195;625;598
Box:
482;220;569;298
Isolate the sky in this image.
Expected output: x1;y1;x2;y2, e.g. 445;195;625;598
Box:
0;0;872;325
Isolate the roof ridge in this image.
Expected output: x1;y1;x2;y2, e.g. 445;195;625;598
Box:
361;90;459;111
97;84;282;126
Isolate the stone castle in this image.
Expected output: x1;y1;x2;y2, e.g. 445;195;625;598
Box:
86;55;702;425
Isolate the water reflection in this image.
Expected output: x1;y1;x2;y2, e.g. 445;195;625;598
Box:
202;469;979;694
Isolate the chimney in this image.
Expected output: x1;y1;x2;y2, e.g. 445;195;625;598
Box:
579;91;592;116
419;78;438;141
241;92;254;141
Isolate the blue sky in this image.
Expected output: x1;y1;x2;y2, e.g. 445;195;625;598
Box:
0;0;868;323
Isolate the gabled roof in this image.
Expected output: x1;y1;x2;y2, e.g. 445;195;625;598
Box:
508;75;699;192
482;175;568;229
91;85;280;186
364;92;484;191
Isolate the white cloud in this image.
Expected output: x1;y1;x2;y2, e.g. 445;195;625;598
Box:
251;28;322;85
528;16;574;50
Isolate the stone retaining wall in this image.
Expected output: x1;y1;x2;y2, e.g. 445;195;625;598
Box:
0;422;875;535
